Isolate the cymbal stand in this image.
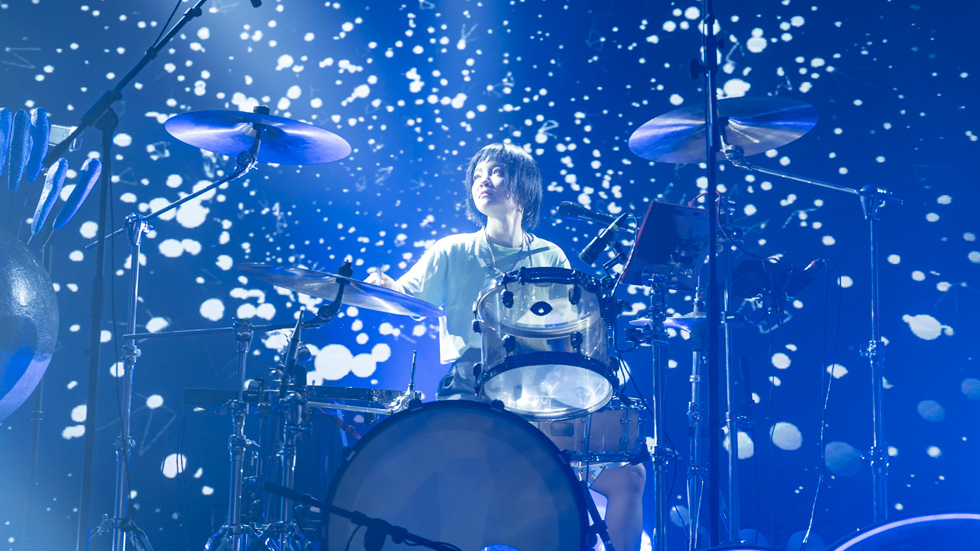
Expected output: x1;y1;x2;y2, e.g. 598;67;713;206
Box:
685;298;707;551
625;273;674;551
689;0;726;544
719;199;741;542
724;146;901;524
252;267;350;551
95;147;259;551
205;320;261;551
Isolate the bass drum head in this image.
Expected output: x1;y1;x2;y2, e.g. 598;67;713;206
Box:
830;513;980;550
324;400;587;551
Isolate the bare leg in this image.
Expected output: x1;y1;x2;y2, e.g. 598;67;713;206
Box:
590;464;647;551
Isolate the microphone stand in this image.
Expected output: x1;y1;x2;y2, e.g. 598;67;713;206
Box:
261;483;462;551
18;241;57;551
59;2;221;551
724;145;901;524
690;0;727;545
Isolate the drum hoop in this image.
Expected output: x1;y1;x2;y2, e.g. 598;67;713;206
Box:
478;352;618;383
323;400;590;546
476;267;619;322
476;352;617;420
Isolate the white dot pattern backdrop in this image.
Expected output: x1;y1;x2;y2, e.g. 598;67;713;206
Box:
0;1;977;550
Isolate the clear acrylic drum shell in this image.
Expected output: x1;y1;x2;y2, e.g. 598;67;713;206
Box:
475;267;615;420
477;268;609;363
323;401;588;551
534;399;647;471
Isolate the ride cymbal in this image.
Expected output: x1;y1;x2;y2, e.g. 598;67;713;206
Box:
628;97;818;163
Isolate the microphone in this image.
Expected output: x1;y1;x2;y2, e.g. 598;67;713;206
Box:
7;109;32;191
25;107;50;183
31;158;68;235
578;212;629;265
556;201;631;231
52;157;102;230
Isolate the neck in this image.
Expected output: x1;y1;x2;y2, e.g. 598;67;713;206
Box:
484;213;525;248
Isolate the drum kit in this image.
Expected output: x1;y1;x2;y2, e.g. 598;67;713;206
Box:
73;87;870;551
24;12;892;549
108;88;849;551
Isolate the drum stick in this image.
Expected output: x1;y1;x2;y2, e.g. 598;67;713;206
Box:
408;350;417;394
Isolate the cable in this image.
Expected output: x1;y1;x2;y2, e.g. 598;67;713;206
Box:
799;260;844;549
152;0;185;49
344;524;363;551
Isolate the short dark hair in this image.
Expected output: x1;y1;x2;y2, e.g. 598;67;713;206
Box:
463;143;542;230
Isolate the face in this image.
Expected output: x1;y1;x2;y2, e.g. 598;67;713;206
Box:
471;159;521;220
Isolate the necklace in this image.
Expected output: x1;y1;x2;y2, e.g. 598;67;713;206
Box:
484;227;530;277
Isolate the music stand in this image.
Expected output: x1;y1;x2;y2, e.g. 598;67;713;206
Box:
620;200;710;288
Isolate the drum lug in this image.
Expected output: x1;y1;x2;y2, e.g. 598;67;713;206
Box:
503;334;516;353
568;284;582;305
571;331;583;352
489;399;506;412
472;363;482;378
501;289;514;308
472;319;482;333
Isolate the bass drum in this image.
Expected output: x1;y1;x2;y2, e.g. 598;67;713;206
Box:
324;400;588;551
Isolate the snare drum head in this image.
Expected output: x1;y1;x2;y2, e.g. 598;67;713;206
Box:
324;401;587;551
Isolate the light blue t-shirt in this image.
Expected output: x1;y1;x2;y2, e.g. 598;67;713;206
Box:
397;230;569;394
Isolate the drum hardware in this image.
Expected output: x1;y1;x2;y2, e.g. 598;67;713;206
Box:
722;144;902;525
125;261;352;551
618;199;711;551
244;314;316;551
474;266;621;420
263;482;462;551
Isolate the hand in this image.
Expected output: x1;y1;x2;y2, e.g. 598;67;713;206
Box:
365;270;400;291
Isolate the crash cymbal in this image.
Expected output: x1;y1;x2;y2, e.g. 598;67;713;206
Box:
628;97;818;163
238;263;443;319
165;109;351;165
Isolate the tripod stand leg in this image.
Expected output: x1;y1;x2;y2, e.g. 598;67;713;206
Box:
581;480;616;551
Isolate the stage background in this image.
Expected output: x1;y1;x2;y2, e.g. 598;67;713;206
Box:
1;0;978;550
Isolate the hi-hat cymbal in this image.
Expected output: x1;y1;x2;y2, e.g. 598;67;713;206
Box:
239;263;443;319
630;312;706;332
628;97;818;163
165;110;351;165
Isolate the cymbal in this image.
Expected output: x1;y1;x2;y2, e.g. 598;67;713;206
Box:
630;312;705;331
164;110;351;165
238;263;444;319
628;97;818;163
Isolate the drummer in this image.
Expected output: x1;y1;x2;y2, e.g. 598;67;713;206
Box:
367;142;646;551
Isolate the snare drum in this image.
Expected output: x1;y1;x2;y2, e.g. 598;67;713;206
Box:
474;267;618;421
324;401;588;551
534;398;647;472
